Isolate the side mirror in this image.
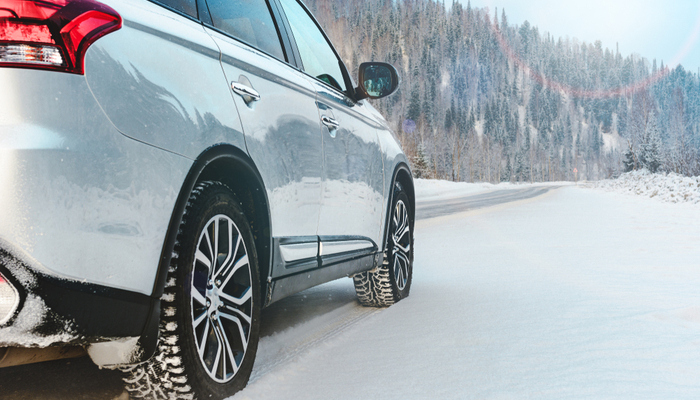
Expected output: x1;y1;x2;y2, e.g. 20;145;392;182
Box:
355;62;400;101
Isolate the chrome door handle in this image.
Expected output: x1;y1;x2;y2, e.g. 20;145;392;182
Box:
231;82;261;102
321;115;340;130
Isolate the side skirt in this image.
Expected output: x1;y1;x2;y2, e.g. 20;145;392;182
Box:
265;235;380;306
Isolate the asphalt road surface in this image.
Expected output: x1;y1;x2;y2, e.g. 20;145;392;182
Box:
0;185;557;399
416;185;560;220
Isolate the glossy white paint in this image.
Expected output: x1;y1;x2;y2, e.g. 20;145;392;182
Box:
89;0;247;158
313;84;386;247
0;67;191;295
207;28;325;239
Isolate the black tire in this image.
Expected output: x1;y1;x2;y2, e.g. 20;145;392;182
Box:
354;181;413;307
121;181;261;400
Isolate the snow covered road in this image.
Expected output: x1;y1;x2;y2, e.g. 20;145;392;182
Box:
235;185;700;400
2;183;699;399
416;185;560;219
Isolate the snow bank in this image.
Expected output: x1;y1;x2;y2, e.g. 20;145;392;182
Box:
596;170;700;204
415;178;570;202
414;178;494;201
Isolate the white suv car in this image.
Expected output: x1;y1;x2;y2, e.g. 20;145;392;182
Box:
0;0;414;398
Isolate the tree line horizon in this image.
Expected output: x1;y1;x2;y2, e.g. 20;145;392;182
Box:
305;0;700;181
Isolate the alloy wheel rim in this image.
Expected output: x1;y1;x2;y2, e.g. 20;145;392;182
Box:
190;215;253;383
391;199;411;291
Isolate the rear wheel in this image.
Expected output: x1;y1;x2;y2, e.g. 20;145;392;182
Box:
121;181;260;400
354;182;413;307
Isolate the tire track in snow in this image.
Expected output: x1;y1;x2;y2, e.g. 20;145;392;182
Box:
249;302;382;383
416;185;561;219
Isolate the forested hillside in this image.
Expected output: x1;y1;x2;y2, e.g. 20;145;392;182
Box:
304;0;700;181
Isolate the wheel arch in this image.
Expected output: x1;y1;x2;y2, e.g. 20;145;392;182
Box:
139;144;272;362
382;163;415;250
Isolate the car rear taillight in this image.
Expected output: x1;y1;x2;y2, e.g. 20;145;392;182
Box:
0;272;20;325
0;0;121;74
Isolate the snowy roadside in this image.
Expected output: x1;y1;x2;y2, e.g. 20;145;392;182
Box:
233;185;700;400
414;178;569;203
594;170;700;204
414;178;495;202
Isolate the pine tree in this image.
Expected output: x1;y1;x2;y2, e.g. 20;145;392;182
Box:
407;83;421;122
515;150;527;181
623;142;637;172
502;156;512;182
412;144;431;179
639;113;662;173
523;125;531;151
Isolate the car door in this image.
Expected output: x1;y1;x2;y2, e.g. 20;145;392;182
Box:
275;0;386;267
200;0;323;278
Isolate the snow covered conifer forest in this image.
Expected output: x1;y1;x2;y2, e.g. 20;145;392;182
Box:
304;0;700;182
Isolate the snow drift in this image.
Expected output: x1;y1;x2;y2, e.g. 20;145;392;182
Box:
596;170;700;204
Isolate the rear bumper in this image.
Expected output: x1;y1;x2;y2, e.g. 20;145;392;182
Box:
0;245;153;348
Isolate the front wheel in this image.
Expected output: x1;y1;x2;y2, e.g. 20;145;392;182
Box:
354;182;413;307
122;181;261;400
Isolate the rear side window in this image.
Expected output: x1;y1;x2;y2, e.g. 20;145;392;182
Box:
154;0;197;18
206;0;285;61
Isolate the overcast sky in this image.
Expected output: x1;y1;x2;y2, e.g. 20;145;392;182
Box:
460;0;700;73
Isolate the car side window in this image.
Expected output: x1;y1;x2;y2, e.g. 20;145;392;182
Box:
277;0;346;92
154;0;197;18
206;0;285;61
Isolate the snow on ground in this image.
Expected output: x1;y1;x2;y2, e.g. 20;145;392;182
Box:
595;170;700;204
414;178;566;202
233;185;700;400
413;178;495;202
